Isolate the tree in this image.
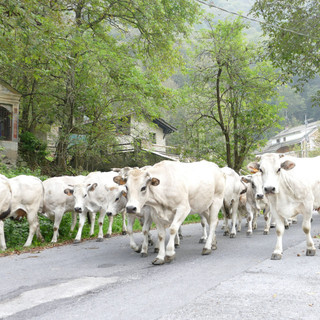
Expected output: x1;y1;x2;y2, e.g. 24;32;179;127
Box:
180;16;286;172
0;0;201;171
251;0;320;87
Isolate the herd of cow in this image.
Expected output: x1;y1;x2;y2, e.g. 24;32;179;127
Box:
0;152;319;265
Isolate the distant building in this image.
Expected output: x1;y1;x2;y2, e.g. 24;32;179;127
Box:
259;121;320;157
0;80;21;164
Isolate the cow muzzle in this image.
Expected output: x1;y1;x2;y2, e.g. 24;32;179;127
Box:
74;207;82;213
126;205;137;214
106;212;112;217
256;194;264;200
264;187;276;194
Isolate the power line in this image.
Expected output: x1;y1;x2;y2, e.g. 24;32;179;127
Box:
196;0;318;39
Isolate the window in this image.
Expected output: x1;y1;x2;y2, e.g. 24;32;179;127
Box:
276;138;280;143
149;132;156;144
0;105;12;141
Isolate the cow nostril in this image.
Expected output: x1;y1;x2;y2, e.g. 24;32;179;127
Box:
75;207;82;213
264;187;276;194
126;206;137;214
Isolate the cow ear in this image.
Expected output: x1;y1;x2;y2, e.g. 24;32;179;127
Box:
88;183;98;192
151;177;160;186
64;188;74;196
113;176;126;185
241;175;252;184
247;162;260;174
112;168;121;172
281;160;295;171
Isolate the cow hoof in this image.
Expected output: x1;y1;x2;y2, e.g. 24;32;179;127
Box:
141;252;148;258
96;238;103;242
104;234;111;238
271;253;282;260
165;254;175;263
223;231;229;236
285;225;289;230
230;233;236;238
292;220;298;224
270;224;276;228
306;249;316;256
122;231;127;235
135;245;142;253
148;240;154;246
179;234;183;240
154;248;159;253
246;231;252;237
211;244;217;250
199;238;205;244
174;243;180;248
202;248;212;255
152;258;165;265
73;240;81;244
263;231;269;235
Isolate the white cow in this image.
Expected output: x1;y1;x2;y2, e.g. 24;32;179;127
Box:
114;160;225;265
42;175;87;243
220;167;247;238
64;171;127;243
0;174;44;250
248;153;317;260
241;173;271;235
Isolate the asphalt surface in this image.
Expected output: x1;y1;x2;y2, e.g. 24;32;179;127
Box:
1;214;320;320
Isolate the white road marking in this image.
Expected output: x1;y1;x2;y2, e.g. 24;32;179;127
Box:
0;276;118;318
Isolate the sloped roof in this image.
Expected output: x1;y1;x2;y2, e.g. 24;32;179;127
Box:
0;79;22;96
153;118;177;134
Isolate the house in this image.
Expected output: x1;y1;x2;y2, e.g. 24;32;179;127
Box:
114;115;178;161
259;120;320;157
0;80;21;164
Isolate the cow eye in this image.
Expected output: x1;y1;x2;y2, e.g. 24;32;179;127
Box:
252;183;255;188
141;186;147;192
277;168;281;174
259;168;263;174
83;194;87;198
115;197;119;202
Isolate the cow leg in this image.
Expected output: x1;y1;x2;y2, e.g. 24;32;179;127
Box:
74;211;87;243
152;217;166;265
263;208;271;235
221;207;230;236
237;212;242;232
246;204;253;236
51;210;64;243
24;212;40;247
0;220;6;251
141;212;153;257
70;211;77;232
203;199;222;255
252;210;258;230
199;213;208;243
302;213;316;256
121;211;127;235
98;210;108;240
127;214;141;252
271;214;285;260
165;206;190;262
230;200;239;238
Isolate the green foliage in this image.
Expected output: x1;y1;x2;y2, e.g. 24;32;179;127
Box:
177;16;286;171
19;131;49;169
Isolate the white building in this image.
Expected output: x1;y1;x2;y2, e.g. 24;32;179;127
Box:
259;120;320;157
0;80;21;164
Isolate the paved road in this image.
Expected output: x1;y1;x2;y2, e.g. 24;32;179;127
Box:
1;214;320;320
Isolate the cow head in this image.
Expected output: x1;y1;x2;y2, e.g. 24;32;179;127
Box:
64;183;97;213
247;153;296;195
113;168;159;214
104;186;127;217
242;173;264;200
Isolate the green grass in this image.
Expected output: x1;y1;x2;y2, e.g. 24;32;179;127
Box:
0;211;210;255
